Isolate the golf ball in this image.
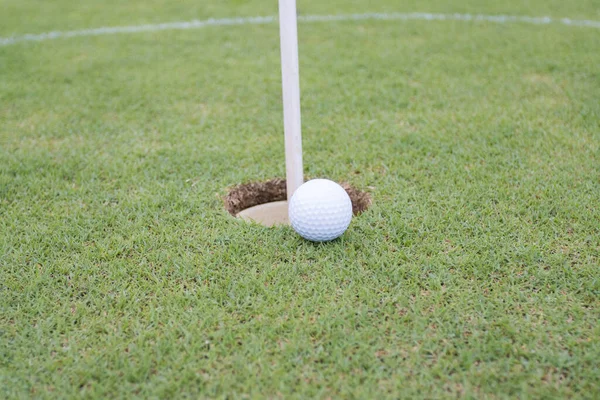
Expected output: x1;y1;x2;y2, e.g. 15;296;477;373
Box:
288;179;353;242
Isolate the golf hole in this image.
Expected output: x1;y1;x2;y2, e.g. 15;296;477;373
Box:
225;178;371;227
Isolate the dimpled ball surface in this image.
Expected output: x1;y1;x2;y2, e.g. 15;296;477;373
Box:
288;179;353;242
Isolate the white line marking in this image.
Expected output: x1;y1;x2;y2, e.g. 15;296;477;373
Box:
1;12;599;47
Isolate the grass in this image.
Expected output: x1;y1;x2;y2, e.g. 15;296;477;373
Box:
1;0;599;398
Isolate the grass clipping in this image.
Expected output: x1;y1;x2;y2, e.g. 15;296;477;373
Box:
225;178;371;216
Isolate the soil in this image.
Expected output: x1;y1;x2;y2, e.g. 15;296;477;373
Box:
225;178;372;216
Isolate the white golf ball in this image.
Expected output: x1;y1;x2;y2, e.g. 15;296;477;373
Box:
288;179;353;242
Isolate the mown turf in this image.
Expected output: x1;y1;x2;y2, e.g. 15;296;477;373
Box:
1;0;599;398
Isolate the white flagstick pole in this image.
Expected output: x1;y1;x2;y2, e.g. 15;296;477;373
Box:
278;0;304;200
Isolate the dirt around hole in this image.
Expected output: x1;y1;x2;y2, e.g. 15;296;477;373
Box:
225;178;372;216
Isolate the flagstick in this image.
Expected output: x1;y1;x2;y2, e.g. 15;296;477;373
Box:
278;0;304;200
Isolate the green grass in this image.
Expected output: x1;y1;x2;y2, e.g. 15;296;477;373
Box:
1;0;599;398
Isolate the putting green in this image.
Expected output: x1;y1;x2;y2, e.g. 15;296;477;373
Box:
1;0;599;398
